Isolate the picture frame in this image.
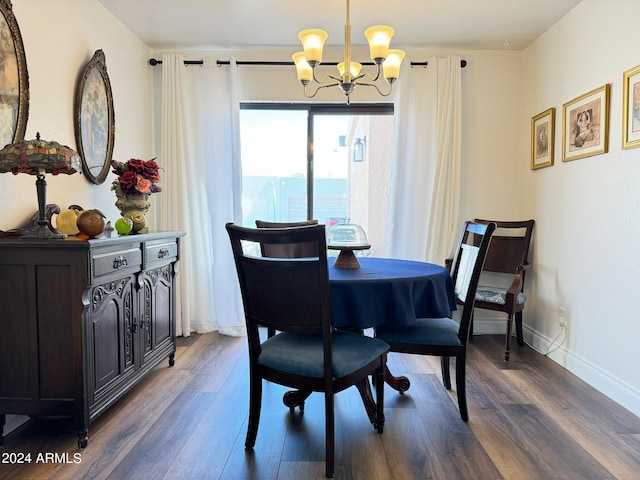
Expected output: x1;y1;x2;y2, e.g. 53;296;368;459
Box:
74;49;115;185
622;64;640;149
0;0;29;147
531;107;555;170
562;84;610;162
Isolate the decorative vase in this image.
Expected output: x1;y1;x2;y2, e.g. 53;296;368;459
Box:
113;182;150;233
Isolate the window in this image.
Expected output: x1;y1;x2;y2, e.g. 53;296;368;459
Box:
239;103;393;256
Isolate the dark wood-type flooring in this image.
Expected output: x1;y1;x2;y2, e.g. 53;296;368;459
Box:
2;332;639;479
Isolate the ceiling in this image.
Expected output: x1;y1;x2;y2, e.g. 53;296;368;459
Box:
97;0;582;52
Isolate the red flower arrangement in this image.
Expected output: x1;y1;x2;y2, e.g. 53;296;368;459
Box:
111;158;162;195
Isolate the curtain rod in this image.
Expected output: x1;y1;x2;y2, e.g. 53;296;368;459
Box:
148;58;467;68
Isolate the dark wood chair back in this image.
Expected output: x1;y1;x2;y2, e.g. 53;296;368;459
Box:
255;219;319;258
228;223;329;338
448;221;498;344
475;219;534;275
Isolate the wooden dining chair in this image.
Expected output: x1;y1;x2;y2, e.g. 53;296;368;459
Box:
226;223;389;478
374;221;496;421
473;219;534;361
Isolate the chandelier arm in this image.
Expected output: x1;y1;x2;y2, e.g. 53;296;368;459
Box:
313;71;343;84
303;81;341;98
352;79;393;97
370;63;383;82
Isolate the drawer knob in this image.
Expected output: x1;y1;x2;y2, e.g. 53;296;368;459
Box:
158;248;170;258
113;255;128;269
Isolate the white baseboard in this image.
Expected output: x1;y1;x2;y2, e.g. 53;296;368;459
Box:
472;315;640;417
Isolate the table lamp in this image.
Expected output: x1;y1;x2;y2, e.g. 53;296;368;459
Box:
0;132;81;239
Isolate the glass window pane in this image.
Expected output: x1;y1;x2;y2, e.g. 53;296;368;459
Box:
313;114;393;257
239;109;308;227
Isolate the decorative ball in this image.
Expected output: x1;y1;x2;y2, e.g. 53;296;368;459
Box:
126;211;146;233
76;209;106;238
115;217;133;235
56;209;80;235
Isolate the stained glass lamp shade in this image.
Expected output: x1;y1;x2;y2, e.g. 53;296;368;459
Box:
0;133;81;239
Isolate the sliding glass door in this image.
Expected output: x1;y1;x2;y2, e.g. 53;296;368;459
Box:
239;103;393;256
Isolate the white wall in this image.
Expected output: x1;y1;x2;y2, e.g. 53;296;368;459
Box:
0;0;152;230
520;0;640;415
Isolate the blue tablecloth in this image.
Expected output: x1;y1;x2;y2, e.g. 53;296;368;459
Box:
329;257;456;330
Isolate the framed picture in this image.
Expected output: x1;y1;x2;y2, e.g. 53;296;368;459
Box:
74;49;115;184
622;64;640;149
531;107;555;170
562;84;610;162
0;0;29;147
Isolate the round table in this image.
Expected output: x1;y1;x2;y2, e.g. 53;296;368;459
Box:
329;257;456;330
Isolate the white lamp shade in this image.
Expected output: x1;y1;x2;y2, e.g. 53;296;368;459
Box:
383;49;405;81
364;25;395;61
298;29;328;64
292;51;313;82
337;61;362;78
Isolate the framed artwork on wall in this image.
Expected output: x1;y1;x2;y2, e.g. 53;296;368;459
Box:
74;49;115;185
0;0;29;147
562;84;610;162
622;64;640;150
531;107;555;170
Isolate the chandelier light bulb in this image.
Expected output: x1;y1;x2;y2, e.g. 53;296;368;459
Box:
383;49;405;81
364;25;395;63
337;61;362;78
298;29;328;65
292;51;313;83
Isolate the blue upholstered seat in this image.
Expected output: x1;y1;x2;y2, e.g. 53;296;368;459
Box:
260;331;390;378
376;318;461;347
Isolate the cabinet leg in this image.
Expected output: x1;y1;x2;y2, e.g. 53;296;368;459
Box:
169;353;175;367
77;429;88;449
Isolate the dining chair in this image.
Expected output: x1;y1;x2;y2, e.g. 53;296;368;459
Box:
374;221;496;421
473;219;534;361
226;222;389;478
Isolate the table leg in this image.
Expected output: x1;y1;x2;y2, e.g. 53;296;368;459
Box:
383;365;411;393
282;389;311;412
283;380;383;430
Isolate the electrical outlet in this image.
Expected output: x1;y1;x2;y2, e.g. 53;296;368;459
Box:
559;307;566;328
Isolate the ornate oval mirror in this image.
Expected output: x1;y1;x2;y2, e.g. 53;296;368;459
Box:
0;0;29;147
74;49;115;185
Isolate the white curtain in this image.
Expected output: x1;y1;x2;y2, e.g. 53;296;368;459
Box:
387;55;462;264
156;53;245;337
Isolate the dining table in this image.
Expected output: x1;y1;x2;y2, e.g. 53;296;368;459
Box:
282;256;457;425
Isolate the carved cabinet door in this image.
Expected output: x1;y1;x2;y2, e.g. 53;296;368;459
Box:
139;264;174;367
87;273;137;406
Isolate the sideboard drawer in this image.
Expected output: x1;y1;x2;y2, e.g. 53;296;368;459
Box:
92;247;142;279
145;240;178;264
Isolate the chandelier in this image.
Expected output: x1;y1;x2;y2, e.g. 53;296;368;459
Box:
292;0;405;102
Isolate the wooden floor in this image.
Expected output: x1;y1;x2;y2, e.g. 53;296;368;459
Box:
2;332;640;480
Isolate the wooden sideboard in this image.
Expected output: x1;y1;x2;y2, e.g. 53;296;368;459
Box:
0;231;185;448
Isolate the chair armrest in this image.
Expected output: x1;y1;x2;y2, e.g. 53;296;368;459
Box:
504;263;530;307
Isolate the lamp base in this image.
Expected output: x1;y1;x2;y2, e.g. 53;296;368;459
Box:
22;221;66;240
